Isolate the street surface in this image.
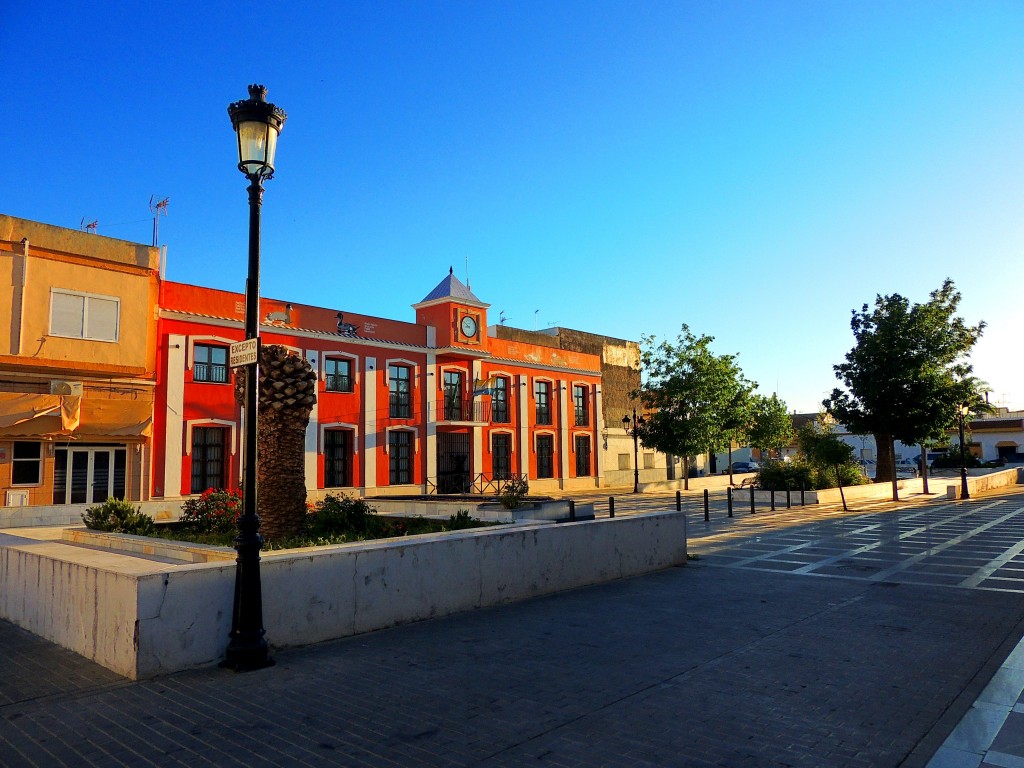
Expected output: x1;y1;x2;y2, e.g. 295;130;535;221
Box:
2;485;1024;767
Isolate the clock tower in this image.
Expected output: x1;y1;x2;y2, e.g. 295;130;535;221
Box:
413;267;490;349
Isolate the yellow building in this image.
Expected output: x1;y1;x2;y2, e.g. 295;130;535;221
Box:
0;215;160;507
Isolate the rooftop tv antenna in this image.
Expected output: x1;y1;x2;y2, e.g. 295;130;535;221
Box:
80;218;98;234
499;310;508;325
149;196;170;246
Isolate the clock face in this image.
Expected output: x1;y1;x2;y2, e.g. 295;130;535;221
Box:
460;315;477;337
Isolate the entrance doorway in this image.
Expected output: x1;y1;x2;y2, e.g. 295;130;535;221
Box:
437;431;471;494
53;445;128;505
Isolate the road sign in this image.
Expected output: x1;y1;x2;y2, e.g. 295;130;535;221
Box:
229;338;260;368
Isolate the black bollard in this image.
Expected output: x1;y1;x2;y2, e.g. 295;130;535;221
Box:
786;486;792;509
676;490;682;512
727;486;733;517
800;481;805;506
750;484;756;514
770;490;776;511
569;499;576;521
609;496;615;518
704;489;709;521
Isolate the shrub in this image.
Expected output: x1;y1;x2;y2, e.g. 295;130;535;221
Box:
932;448;983;469
179;488;243;534
756;459;868;491
445;510;477;530
498;477;529;509
82;498;155;535
306;494;377;537
756;460;814;492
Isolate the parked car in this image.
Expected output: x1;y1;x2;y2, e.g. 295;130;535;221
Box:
895;459;918;478
913;452;946;470
730;461;760;474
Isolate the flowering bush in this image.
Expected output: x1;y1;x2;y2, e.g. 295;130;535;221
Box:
179;488;243;534
306;494;377;537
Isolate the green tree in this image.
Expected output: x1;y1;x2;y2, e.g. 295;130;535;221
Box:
748;393;794;462
823;279;984;500
797;418;857;512
918;376;995;493
634;325;754;490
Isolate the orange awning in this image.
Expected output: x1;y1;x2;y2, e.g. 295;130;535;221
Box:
0;393;151;439
79;399;153;437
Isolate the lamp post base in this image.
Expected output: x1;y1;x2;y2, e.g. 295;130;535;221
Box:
221;642;275;672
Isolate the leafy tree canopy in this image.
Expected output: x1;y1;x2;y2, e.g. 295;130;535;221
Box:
634;325;755;461
823;279;984;480
748;393;794;457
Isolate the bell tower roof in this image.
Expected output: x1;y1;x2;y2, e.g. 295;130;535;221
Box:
414;267;489;309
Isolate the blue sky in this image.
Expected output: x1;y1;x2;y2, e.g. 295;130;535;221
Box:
4;1;1022;412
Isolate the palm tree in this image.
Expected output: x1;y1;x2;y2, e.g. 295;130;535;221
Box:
235;344;317;541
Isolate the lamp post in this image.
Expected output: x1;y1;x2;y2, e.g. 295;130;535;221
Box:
958;404;970;501
622;409;644;494
224;84;286;671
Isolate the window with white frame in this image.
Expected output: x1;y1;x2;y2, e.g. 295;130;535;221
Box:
324;358;353;393
573;385;589;427
575;435;591;477
389;365;412;418
389;430;413;484
50;289;119;342
536;434;555;479
534;381;552;425
12;442;42;485
491;377;510;423
194;344;229;383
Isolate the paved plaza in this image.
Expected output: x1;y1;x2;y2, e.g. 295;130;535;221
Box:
2;486;1024;767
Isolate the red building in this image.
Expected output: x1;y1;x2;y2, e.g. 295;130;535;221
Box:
153;270;604;500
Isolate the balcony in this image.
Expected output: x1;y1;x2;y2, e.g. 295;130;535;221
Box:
435;397;490;424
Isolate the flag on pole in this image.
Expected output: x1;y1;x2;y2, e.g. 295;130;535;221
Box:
473;376;497;397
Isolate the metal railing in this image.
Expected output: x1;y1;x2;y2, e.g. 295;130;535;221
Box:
437;398;491;423
194;363;229;383
324;373;352;392
426;473;529;495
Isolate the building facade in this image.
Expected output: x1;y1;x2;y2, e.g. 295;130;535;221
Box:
153;270;605;500
0;215;160;507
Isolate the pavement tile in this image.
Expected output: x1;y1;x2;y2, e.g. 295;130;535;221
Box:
3;486;1024;767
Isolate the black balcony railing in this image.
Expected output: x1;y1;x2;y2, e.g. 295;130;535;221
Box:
389;393;412;418
325;373;352;392
426;473;529;495
194;363;229;383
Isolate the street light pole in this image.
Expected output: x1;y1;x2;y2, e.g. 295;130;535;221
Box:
224;84;286;671
622;409;643;494
958;405;970;501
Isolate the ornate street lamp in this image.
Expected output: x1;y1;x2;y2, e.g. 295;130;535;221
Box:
958;404;970;501
224;84;286;671
622;409;644;494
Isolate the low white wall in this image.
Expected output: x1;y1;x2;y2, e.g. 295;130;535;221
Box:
638;474;743;494
0;499;186;529
944;467;1023;499
0;511;687;679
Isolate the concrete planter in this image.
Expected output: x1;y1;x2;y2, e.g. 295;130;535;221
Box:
0;511;686;679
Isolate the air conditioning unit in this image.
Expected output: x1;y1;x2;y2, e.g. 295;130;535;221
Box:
50;380;83;396
5;490;29;507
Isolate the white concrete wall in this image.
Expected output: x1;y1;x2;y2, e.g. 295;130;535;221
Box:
0;499;187;528
0;511;687;679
